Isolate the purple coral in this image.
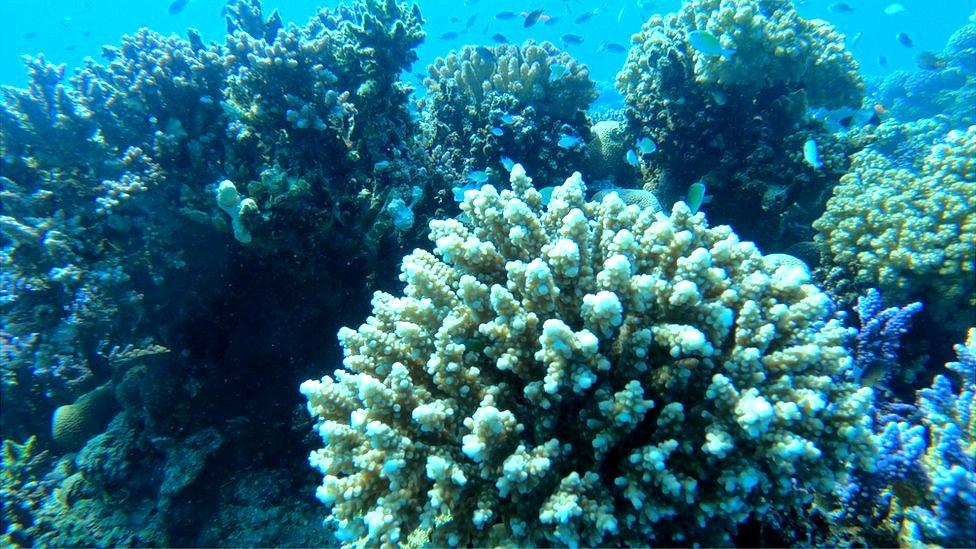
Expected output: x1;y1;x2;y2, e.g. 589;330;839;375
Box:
836;331;976;546
851;288;922;383
911;333;976;546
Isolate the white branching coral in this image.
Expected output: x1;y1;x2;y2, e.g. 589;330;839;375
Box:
302;165;875;546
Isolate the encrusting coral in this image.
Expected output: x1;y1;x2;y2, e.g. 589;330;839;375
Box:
303;164;876;546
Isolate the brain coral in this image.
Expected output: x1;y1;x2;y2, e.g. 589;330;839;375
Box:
814;125;975;327
302;165;875;546
51;385;118;452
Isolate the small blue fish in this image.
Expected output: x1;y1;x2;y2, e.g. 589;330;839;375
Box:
687;181;707;214
495;11;517;20
491;33;508;44
539;186;555;205
636;137;657;154
884;3;907;15
499;114;515;125
500;156;515;171
467;170;489;184
558;134;582;149
562;34;585;45
490;127;504;136
574;8;598;24
688;30;736;58
625;149;639;167
803;139;822;170
524;8;544;28
440;31;459;41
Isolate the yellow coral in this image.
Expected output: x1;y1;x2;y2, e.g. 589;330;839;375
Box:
814;125;976;322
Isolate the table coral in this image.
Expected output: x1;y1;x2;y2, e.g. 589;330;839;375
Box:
303;164;875;546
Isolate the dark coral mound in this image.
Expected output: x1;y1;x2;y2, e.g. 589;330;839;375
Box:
616;0;864;253
420;41;596;189
1;0;432;545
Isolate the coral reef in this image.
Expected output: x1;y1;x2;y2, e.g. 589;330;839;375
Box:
1;437;55;547
873;23;976;125
1;0;429;545
616;0;863;252
814;126;975;335
303;165;875;546
420;41;596;190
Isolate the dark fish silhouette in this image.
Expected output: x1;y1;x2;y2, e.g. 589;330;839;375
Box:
524;9;544;27
495;11;516;20
598;42;626;54
829;2;855;12
491;33;508;43
878;54;889;67
897;32;913;47
575;8;598;24
439;31;459;40
168;0;189;15
562;34;584;45
916;51;946;70
475;46;497;64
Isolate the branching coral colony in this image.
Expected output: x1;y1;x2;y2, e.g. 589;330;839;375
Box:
303;165;876;547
